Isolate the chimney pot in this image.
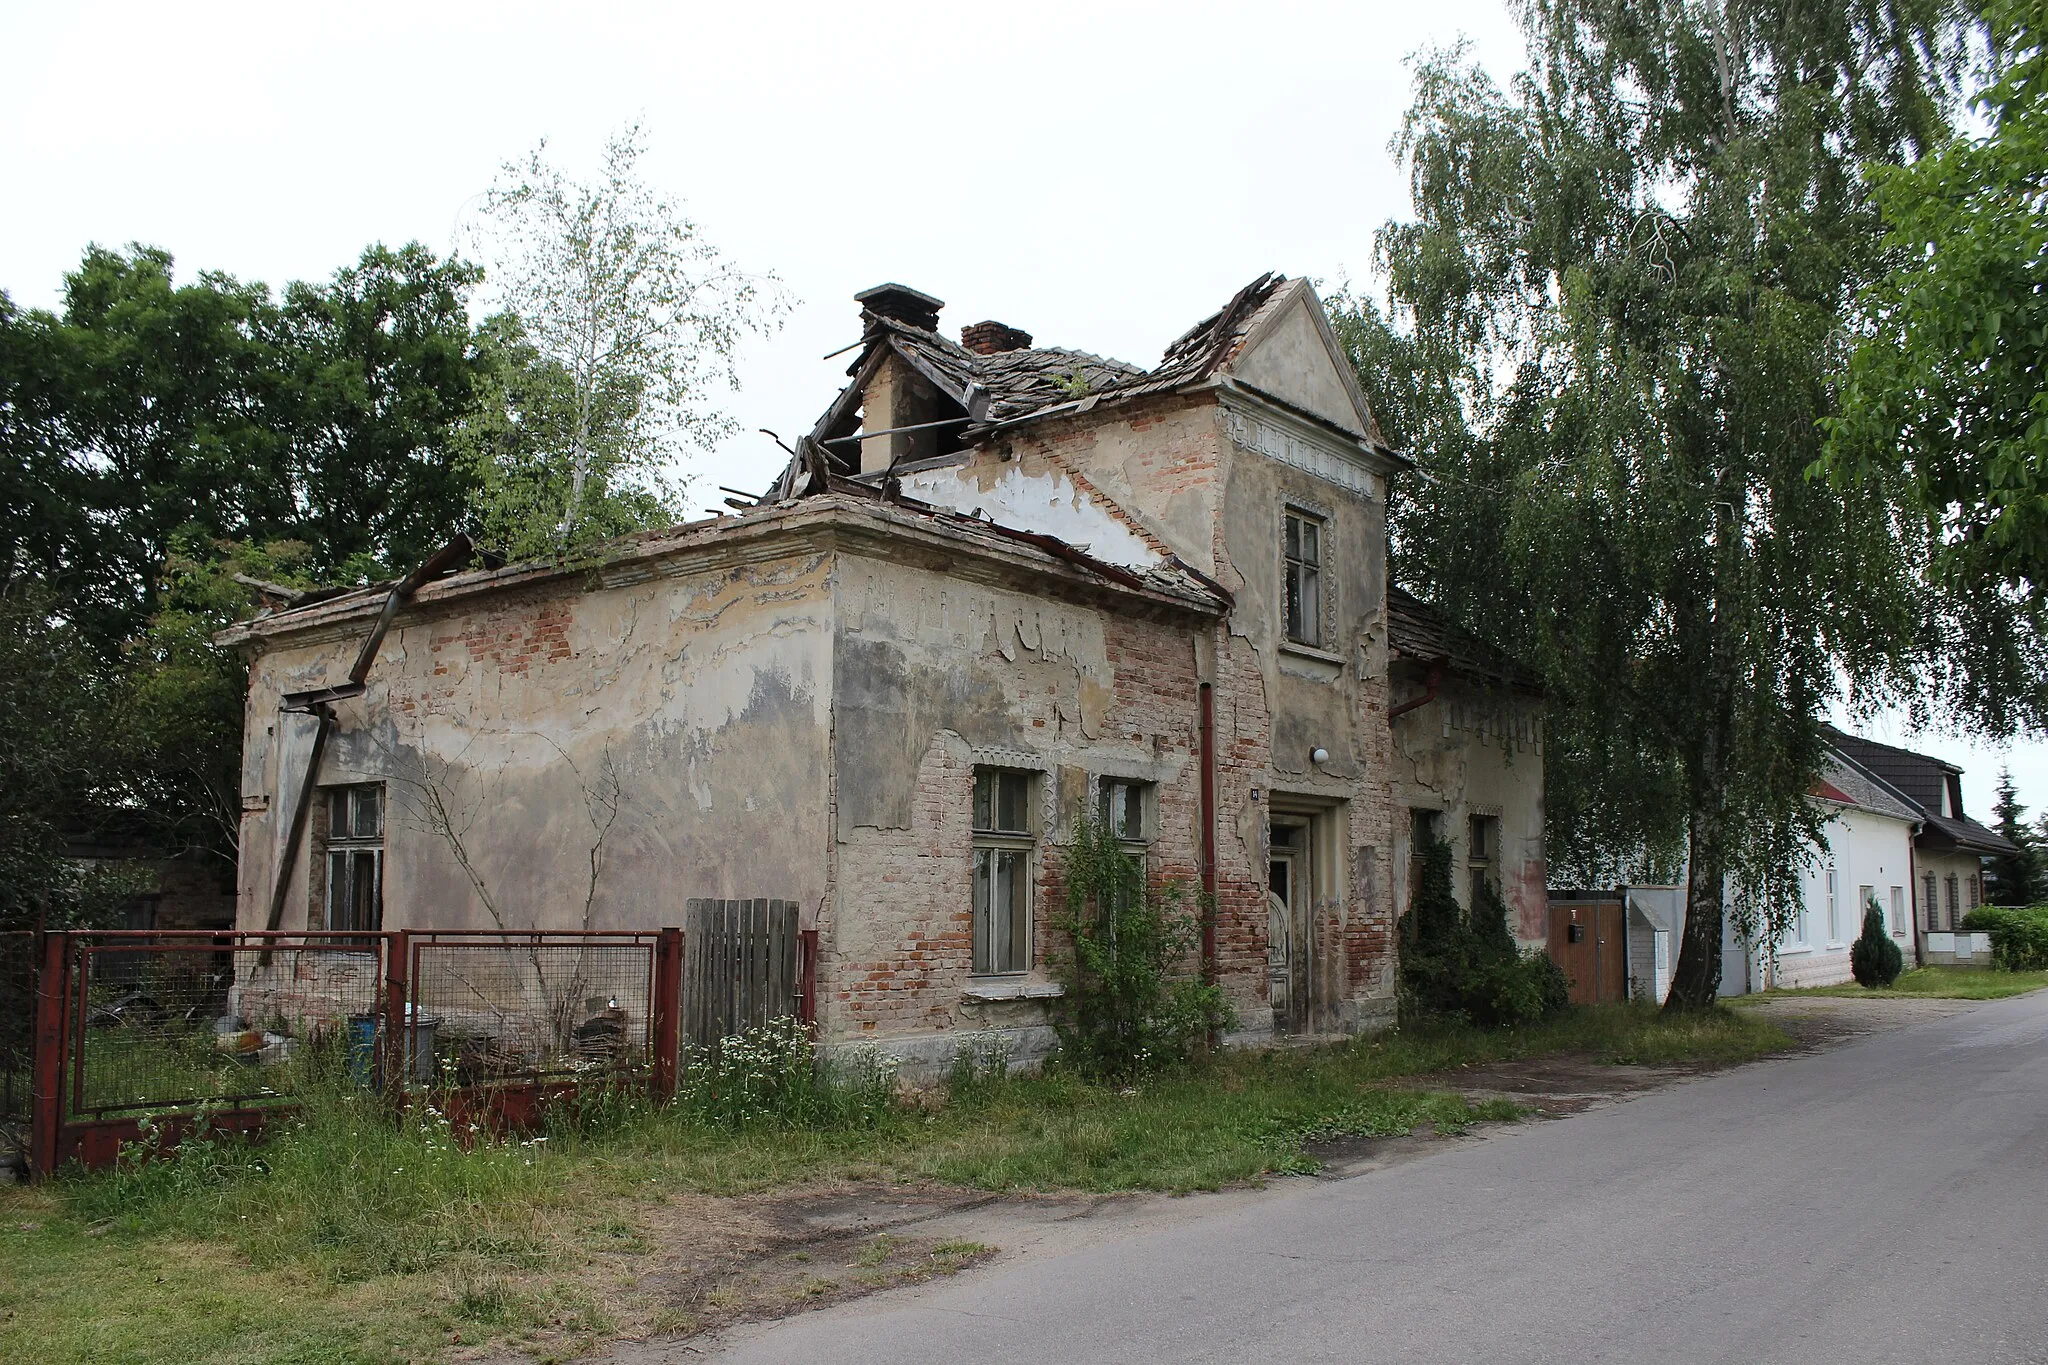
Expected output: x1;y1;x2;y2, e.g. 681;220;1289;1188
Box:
961;320;1034;355
855;282;944;333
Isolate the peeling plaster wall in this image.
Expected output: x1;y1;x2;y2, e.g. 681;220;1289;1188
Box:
1002;395;1224;573
824;550;1205;1056
1390;676;1547;944
235;551;837;936
1210;398;1399;1036
899;459;1162;572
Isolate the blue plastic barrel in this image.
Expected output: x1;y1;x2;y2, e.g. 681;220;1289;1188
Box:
347;1013;378;1086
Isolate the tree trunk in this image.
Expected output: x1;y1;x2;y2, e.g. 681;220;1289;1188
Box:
1665;797;1728;1011
1666;701;1730;1011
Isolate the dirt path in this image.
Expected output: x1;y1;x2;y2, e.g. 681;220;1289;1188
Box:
518;995;1993;1365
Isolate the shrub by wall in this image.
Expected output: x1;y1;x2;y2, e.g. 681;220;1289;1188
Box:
1400;832;1568;1028
1960;904;2048;971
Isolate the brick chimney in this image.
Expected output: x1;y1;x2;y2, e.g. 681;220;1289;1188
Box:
855;282;943;333
961;320;1033;355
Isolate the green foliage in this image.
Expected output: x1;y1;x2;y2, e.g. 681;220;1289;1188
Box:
469;122;786;548
1342;3;1991;1007
1047;817;1231;1079
1986;767;2044;905
1960;904;2048;971
456;313;674;562
1851;897;1905;988
1825;3;2048;683
1398;830;1567;1029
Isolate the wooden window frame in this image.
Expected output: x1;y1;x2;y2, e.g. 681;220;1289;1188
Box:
972;768;1035;976
322;783;385;934
1283;508;1326;649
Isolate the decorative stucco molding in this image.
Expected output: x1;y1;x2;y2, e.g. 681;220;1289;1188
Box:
1224;405;1378;499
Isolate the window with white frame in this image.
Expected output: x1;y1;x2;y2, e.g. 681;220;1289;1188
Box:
1857;884;1874;942
1824;865;1840;943
1890;886;1905;934
972;768;1034;975
1283;509;1324;648
324;784;384;933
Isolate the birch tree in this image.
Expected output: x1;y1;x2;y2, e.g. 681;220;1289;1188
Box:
1342;1;1991;1010
469;122;786;553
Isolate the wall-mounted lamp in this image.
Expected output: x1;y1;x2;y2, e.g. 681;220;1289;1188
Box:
1310;747;1331;766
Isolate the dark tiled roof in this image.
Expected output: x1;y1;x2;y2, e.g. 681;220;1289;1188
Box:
875;318;1146;423
1821;725;2017;855
1387;586;1541;691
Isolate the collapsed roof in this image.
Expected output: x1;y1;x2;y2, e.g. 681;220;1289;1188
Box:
767;273;1393;502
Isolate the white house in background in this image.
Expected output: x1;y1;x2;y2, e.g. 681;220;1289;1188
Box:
1715;752;1922;994
1624;746;1930;1001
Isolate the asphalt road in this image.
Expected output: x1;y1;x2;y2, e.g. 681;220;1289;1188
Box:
705;993;2048;1364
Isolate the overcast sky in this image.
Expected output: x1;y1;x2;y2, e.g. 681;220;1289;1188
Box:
4;0;2041;820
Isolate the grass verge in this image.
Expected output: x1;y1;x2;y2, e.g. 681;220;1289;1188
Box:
0;1003;1788;1365
1738;965;2048;1001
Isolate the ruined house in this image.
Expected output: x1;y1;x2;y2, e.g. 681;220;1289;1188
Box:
224;274;1546;1069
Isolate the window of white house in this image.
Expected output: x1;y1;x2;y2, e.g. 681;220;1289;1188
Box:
1889;886;1905;935
972;768;1034;975
324;784;384;933
1283;510;1324;648
1824;866;1840;943
1468;813;1499;908
1857;884;1874;941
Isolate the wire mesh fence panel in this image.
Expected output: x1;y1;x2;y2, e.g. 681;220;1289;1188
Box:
71;936;385;1118
683;899;799;1051
408;936;656;1087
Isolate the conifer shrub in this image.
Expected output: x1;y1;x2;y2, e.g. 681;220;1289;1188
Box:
1400;831;1568;1028
1850;897;1905;987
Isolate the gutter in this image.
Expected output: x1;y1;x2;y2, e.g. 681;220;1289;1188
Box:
1387;659;1447;725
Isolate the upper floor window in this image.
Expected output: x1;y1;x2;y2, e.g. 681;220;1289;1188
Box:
1283;510;1324;648
972;768;1034;975
324;783;385;933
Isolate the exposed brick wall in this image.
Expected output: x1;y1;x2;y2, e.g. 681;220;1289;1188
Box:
822;606;1206;1046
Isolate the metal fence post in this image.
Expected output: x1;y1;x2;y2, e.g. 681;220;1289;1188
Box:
384;930;409;1096
651;927;683;1102
29;932;67;1180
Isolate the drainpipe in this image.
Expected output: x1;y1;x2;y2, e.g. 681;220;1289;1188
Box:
1387;659;1446;726
1907;828;1923;968
1199;681;1218;986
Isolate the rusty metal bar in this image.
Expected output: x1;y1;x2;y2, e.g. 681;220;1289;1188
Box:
651;927;683;1101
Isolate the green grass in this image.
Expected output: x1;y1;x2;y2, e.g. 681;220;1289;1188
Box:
1742;965;2048;1001
0;1003;1790;1365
